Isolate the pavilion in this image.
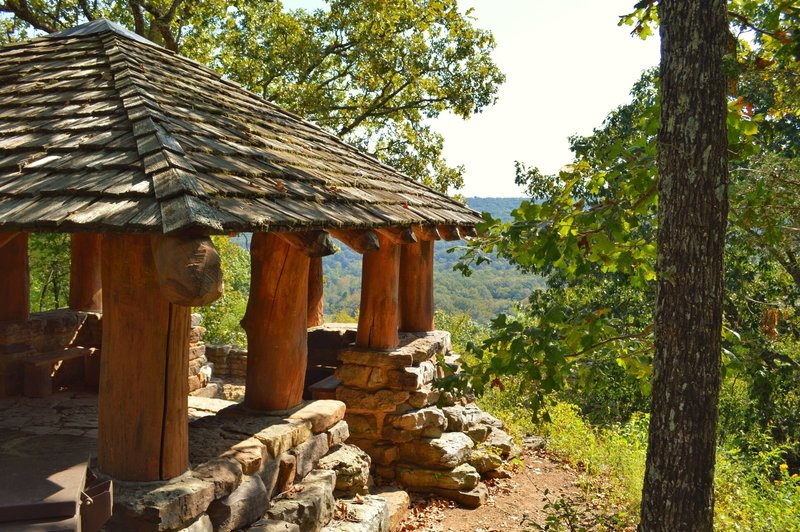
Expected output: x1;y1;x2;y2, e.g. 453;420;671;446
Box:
0;19;481;483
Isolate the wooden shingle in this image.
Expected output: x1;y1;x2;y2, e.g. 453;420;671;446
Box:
0;19;481;235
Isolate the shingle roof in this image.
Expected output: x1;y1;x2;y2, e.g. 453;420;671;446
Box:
0;20;482;235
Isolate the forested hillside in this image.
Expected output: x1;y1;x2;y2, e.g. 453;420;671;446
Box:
324;197;540;323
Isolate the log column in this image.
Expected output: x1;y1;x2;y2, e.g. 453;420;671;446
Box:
356;231;400;349
400;239;435;332
308;257;324;327
69;233;102;312
242;232;310;411
0;232;29;322
97;234;191;481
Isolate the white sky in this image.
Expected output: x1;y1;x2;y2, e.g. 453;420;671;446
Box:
288;0;660;197
435;0;660;197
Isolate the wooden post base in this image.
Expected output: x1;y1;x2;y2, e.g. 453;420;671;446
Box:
97;234;189;481
242;233;310;411
357;231;400;349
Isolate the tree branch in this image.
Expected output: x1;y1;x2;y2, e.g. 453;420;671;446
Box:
2;0;57;33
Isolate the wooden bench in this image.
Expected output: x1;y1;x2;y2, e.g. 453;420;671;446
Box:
23;347;98;398
308;374;341;400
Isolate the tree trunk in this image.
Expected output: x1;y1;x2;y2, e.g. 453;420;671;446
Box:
0;233;29;322
69;233;103;312
97;234;190;481
399;240;435;332
356;231;400;349
242;232;310;411
308;257;324;327
639;1;729;530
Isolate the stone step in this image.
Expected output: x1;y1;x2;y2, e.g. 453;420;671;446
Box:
371;488;409;532
321;495;389;532
266;470;336;532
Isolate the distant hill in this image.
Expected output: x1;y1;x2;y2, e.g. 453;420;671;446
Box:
324;197;542;323
232;198;539;323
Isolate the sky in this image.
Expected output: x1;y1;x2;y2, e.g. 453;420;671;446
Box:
288;1;660;198
433;1;660;197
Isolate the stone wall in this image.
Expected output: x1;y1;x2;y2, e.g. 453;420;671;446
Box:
334;330;518;508
108;397;363;531
0;309;101;397
204;344;248;380
0;310;216;399
188;314;215;396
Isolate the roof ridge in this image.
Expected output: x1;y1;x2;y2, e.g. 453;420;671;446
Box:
98;33;221;234
49;18;160;49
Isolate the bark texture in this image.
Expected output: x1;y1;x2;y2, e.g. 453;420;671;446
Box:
97;234;190;481
242;232;310;411
308;256;324;327
399;240;435;332
639;1;729;530
356;231;400;349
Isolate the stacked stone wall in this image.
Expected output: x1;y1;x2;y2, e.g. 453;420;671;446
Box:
108;398;360;531
0;310;216;399
0;309;101;397
334;330;518;508
188;313;216;395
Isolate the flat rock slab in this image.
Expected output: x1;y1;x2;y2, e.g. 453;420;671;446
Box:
249;519;301;531
267;470;336;532
371;488;410;532
399;432;474;469
208;474;267;532
111;473;216;531
396;463;479;491
188;396;237;417
425;484;488;509
321;495;389;532
288;401;346;434
317;444;371;495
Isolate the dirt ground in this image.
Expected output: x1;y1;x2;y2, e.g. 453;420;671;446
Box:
396;447;587;532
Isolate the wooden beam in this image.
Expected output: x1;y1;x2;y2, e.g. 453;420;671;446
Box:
150;235;224;307
457;225;478;240
377;227;417;245
0;231;21;250
0;233;29;322
69;233;102;312
98;234;189;481
308;257;324;327
242;233;310;411
328;228;380;254
357;231;400;349
436;224;461;241
411;225;441;241
400;240;435;332
278;230;337;257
